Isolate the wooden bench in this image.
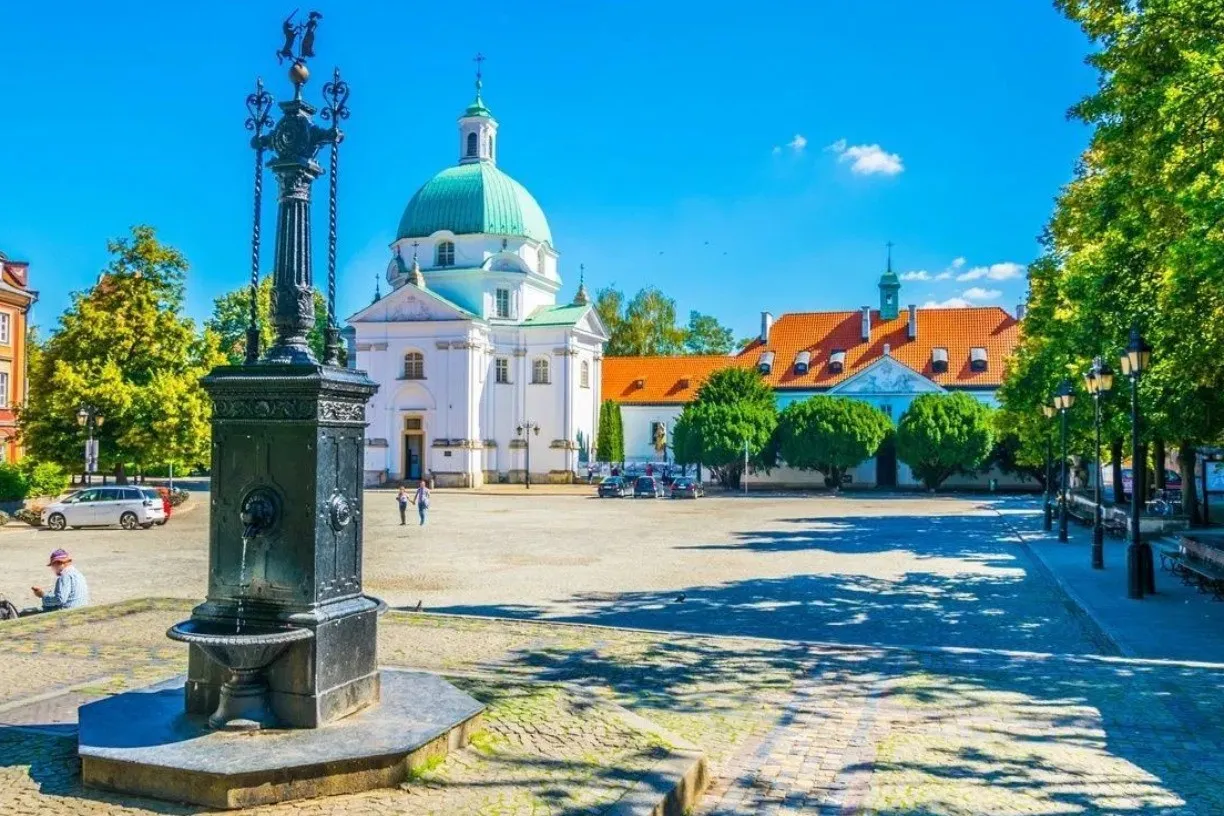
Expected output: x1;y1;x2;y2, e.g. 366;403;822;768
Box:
1172;536;1224;600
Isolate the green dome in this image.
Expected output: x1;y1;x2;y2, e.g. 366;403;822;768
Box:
396;163;552;245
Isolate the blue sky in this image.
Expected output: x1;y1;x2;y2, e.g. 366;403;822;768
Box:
1;1;1093;341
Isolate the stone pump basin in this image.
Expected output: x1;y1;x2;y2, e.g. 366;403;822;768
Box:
168;619;313;731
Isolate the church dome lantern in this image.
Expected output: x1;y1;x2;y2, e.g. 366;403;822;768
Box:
394;59;552;248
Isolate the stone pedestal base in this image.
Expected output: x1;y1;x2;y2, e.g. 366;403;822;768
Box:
79;669;484;810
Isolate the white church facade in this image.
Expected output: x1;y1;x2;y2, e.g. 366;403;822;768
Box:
348;79;608;487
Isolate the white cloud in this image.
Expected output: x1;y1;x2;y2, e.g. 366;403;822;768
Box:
951;257;966;269
957;261;1025;282
771;145;782;155
827;139;904;176
922;298;971;308
787;134;808;152
933;271;953;281
900;270;930;281
962;286;1002;302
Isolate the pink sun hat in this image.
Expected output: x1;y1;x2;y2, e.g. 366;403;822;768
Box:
47;548;72;566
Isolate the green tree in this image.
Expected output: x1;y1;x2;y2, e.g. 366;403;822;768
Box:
896;393;995;490
20;226;223;478
683;311;734;355
1000;1;1224;521
596;285;686;356
207;275;328;365
775;396;892;489
673;368;776;488
595;399;624;464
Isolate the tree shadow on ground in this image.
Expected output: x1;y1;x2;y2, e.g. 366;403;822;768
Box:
432;511;1105;654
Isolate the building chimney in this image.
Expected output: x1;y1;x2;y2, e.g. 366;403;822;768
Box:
907;304;918;340
860;306;871;342
760;311;774;344
1016;303;1027;321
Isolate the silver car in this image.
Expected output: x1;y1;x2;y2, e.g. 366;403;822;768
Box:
42;486;167;531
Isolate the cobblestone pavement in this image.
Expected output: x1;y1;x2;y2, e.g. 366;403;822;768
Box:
3;601;1224;814
3;493;1106;653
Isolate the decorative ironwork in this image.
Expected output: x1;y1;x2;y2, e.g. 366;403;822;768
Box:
244;78;275;365
321;67;350;366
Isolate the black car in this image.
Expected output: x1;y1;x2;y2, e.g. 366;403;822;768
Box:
597;476;628;498
669;477;704;499
633;476;665;498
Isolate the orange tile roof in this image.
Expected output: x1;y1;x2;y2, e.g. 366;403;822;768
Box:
743;306;1020;389
600;355;746;404
600;307;1020;404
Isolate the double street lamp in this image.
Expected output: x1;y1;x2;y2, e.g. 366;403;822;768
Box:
1053;380;1075;542
1042;405;1056;531
1120;324;1153;599
1084;358;1114;569
516;421;541;490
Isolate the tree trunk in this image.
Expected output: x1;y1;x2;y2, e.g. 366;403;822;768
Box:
114;462;128;485
1153;440;1167;490
1178;442;1200;525
1110;439;1125;505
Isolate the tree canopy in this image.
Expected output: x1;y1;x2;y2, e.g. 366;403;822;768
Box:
20;226;224;475
672;367;777;488
896;392;994;490
999;0;1224;519
595;285;735;357
775;396;893;488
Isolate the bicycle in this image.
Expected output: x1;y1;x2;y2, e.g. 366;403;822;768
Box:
1146;489;1183;518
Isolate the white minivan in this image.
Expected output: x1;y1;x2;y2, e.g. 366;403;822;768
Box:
42;486;167;531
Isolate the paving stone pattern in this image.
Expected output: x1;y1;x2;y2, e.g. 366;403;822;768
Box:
3;601;1224;814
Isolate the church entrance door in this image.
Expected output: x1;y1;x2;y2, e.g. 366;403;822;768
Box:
402;415;425;481
876;436;898;488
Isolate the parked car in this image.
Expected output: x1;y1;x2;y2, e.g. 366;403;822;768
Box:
597;476;629;498
1109;467;1182;497
42;486;167;531
633;476;665;498
669;477;704;499
143;487;172;525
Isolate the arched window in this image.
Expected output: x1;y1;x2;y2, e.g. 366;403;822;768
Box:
466;132;478;158
436;241;455;267
403;351;425;380
580;360;590;388
532;358;550;384
536;246;546;274
488;133;495;160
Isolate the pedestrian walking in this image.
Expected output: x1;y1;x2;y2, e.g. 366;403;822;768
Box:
396;486;410;525
412;479;430;526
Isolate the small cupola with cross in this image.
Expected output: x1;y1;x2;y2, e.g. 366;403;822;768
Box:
458;54;499;165
878;242;901;321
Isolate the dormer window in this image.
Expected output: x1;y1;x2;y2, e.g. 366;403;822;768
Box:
794;351;811;375
932;347;949;373
758;350;775;374
970;347;988;372
829;349;846;374
466;132;478;158
436;241;455;267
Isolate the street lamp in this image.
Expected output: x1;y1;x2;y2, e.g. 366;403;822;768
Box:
1084;358;1114;569
1053;380;1075;542
1121;324;1153;599
1042;405;1056;531
76;406;104;484
516;421;541;489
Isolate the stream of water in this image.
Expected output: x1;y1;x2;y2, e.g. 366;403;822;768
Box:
235;536;250;634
